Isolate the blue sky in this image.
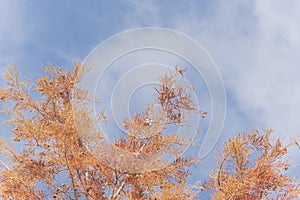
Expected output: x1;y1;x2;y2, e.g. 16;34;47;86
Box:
1;0;300;196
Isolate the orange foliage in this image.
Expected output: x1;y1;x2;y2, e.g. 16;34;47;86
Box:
0;64;299;199
202;130;300;199
0;64;199;199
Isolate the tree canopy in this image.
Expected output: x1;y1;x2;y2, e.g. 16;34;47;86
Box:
0;64;299;199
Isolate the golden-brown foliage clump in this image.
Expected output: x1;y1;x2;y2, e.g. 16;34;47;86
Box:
0;64;199;199
202;130;300;199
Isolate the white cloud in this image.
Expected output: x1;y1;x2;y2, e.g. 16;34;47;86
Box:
254;0;300;48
